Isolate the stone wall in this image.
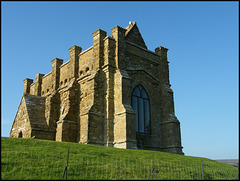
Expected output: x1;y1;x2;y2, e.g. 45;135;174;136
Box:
41;72;53;96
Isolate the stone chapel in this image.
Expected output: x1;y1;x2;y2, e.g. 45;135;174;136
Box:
10;22;184;155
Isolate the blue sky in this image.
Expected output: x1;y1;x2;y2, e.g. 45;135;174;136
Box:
1;1;239;160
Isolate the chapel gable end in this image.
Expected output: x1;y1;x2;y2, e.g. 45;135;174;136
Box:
124;22;148;49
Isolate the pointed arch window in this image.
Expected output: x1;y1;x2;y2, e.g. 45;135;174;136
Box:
132;85;150;133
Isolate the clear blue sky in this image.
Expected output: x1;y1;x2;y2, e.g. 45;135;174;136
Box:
1;1;239;160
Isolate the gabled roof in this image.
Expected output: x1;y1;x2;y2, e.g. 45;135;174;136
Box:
124;22;148;49
24;94;47;128
10;94;47;136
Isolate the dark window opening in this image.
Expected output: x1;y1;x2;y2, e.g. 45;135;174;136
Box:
18;131;23;138
132;85;150;134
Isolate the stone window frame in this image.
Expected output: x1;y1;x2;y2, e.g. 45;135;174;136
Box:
131;85;151;134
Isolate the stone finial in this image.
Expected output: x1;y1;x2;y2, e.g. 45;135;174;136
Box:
92;29;107;38
129;21;136;25
35;73;45;82
155;46;168;53
51;58;63;90
34;73;45;96
92;29;107;45
110;25;127;70
111;25;127;38
91;29;107;69
68;45;82;78
51;58;63;67
23;78;33;94
68;45;82;60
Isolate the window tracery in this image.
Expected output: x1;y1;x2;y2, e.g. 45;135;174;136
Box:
132;85;150;133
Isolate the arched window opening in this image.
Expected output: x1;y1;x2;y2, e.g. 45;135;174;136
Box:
132;85;150;134
18;131;23;138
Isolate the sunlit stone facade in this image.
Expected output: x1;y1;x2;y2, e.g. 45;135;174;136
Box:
10;22;184;154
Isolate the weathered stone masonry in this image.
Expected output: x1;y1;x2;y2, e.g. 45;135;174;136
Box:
10;22;184;154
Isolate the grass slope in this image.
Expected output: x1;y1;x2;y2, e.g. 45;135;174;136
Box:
1;137;238;180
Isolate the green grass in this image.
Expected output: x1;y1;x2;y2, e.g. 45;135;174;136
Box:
1;137;238;180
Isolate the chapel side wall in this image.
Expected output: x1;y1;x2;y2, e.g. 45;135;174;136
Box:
55;46;82;143
78;29;108;146
111;26;137;149
29;83;35;95
155;46;184;154
125;43;163;150
78;47;94;77
78;75;104;146
102;36;116;147
113;69;135;149
78;78;95;144
80;30;108;146
59;60;74;87
78;47;96;144
87;29;107;146
125;42;159;74
128;72;162;150
41;72;53;96
41;72;54;129
56;59;80;142
88;73;106;146
40;58;63;137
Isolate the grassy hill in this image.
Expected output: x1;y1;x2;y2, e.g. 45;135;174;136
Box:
1;137;238;180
